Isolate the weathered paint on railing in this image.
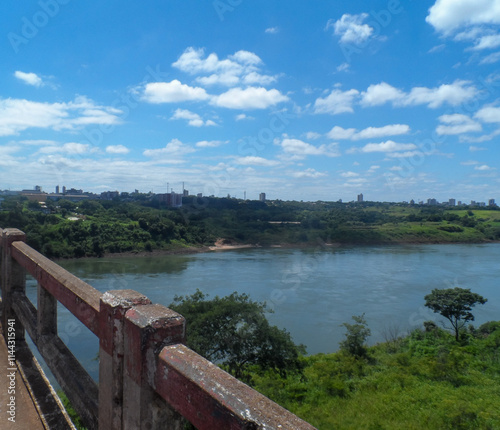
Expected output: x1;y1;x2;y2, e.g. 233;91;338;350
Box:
11;240;101;335
156;343;317;430
0;228;317;430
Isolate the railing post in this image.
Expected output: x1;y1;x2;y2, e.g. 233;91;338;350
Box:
1;228;27;340
123;304;186;430
37;284;57;338
98;290;152;430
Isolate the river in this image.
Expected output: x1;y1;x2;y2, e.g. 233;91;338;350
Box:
26;243;500;383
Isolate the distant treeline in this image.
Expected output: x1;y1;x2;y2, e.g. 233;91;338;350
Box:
1;196;499;258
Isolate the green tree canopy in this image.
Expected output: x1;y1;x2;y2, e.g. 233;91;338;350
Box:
169;290;305;380
339;313;371;358
424;287;487;341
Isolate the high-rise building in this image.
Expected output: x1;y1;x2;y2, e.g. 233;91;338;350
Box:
158;192;182;207
489;199;496;206
56;185;60;194
259;193;266;202
357;193;363;202
449;198;456;206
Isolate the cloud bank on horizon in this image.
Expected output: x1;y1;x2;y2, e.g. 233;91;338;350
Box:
1;0;499;202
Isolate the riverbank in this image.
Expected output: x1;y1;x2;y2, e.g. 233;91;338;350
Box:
91;236;500;261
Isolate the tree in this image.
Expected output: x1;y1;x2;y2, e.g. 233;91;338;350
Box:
339;314;371;358
424;287;487;341
169;290;305;380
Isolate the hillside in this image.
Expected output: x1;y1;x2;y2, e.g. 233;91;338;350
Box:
0;196;499;258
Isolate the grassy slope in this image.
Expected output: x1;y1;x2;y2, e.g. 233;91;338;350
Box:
251;326;500;430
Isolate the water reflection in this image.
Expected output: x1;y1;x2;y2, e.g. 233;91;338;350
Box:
58;254;194;279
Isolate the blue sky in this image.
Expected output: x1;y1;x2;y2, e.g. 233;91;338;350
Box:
1;0;499;202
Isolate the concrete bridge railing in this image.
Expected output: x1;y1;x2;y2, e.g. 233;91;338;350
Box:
0;228;316;430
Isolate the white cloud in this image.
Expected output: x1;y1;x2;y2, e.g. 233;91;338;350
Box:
406;80;478;108
480;51;500;64
235;113;254;121
314;88;359;114
305;131;322;140
173;47;239;74
428;44;446;53
196;73;240;86
39;142;90;154
328;124;410;140
141;80;209;103
475;164;494;170
242;72;277;86
337;63;350;72
341;171;359;178
436;114;482;135
358;140;417;153
279;138;339;158
361;82;405;106
171;108;216;127
328;14;374;45
469;145;487;151
14;71;43;87
234;156;279;166
172;47;276;89
427;1;500;55
360;80;477;108
143;138;195;160
356;124;411;140
342;177;368;186
291;168;327;178
0;96;122;136
265;27;279;34
473;33;500;50
195;140;227;148
19;139;58;146
385;150;422;158
106;145;130;154
426;0;500;35
475;106;500;123
212;87;288;109
230;50;262;65
327;126;356;140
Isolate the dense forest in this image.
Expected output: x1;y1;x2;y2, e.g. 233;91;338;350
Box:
1;195;499;259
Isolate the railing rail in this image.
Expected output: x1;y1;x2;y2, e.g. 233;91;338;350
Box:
0;228;316;430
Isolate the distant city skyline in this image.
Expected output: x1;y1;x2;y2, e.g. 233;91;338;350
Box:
1;1;499;202
4;183;497;206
